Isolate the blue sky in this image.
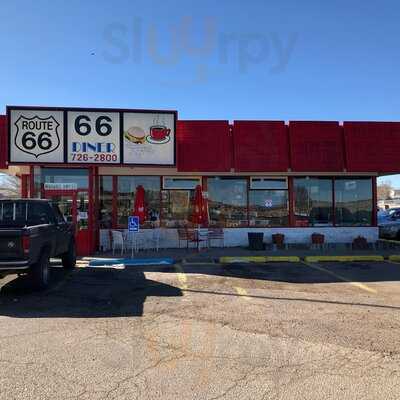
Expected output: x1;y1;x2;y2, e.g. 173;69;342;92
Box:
1;1;400;186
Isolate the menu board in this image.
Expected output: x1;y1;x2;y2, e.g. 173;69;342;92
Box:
7;106;176;165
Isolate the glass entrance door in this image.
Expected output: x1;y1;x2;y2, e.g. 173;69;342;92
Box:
44;190;90;256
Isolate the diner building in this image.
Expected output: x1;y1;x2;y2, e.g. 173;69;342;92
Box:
1;106;399;255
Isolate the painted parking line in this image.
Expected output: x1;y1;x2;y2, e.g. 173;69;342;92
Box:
301;261;377;294
174;263;188;290
234;287;251;300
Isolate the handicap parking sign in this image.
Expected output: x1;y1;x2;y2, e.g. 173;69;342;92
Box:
128;216;139;232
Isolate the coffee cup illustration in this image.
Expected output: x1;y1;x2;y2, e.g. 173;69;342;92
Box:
147;125;171;144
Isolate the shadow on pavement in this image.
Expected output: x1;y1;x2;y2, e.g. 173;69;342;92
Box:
0;266;182;318
128;261;400;284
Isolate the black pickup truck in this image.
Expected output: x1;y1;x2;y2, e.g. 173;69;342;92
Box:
0;199;76;289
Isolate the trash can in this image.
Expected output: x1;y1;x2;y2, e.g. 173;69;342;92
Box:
248;232;264;250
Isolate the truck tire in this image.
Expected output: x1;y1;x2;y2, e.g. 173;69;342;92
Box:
62;240;76;270
29;250;50;290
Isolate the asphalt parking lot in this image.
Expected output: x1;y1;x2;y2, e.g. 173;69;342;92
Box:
1;260;400;400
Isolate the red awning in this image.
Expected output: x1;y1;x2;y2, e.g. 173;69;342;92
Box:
344;122;400;173
233;121;289;172
177;121;231;172
289;121;345;172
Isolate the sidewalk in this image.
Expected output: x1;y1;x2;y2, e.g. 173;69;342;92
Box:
85;239;400;264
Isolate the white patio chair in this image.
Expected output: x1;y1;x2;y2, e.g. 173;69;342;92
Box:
135;232;147;252
111;230;125;255
148;228;161;252
128;232;147;257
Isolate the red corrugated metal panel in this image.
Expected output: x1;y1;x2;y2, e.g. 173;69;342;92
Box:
0;116;7;169
344;122;400;173
233;121;289;172
289;121;344;172
177;120;231;172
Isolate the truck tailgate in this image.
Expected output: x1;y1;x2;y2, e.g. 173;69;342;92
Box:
0;229;24;260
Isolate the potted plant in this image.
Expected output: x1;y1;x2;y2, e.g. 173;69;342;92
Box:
272;233;285;247
311;233;325;245
353;236;368;249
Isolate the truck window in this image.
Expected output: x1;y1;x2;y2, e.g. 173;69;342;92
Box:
27;203;53;225
0;201;27;226
52;204;66;223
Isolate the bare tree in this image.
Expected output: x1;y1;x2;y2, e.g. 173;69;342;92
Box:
377;180;393;201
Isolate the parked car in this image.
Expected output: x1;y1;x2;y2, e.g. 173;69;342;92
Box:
0;199;76;289
379;209;400;240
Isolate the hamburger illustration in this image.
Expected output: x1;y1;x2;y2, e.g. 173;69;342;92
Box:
124;126;146;144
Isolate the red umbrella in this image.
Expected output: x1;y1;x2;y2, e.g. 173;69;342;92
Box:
133;185;147;224
192;185;208;226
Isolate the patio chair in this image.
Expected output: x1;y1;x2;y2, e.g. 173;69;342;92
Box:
188;228;209;251
127;231;147;257
178;228;191;248
111;230;125;255
148;228;161;252
208;228;224;248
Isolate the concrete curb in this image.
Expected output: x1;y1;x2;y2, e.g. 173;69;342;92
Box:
304;255;385;263
219;256;300;264
378;239;400;245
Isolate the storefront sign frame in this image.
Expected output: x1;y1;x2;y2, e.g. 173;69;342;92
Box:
7;106;177;167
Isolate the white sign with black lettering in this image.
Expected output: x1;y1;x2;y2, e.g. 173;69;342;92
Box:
9;109;64;163
67;111;120;163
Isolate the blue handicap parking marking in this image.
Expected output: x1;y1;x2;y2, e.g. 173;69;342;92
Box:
128;216;139;232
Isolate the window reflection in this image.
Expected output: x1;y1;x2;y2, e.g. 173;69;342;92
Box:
208;178;248;227
161;190;195;228
294;178;333;226
335;178;372;226
117;176;160;227
249;190;288;227
99;176;113;229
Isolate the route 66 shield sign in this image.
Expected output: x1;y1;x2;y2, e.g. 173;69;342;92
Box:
9;109;65;163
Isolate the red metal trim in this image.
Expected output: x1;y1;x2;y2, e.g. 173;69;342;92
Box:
340;124;347;172
112;175;118;228
246;176;250;228
288;176;295;227
229;124;234;172
29;166;35;198
332;177;336;226
94;167;99;251
286;123;291;172
21;175;28;198
372;176;377;227
88;167;94;252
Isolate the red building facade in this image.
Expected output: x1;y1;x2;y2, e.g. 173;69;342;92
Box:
1;107;397;255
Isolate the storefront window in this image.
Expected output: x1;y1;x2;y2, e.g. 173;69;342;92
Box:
99;176;113;228
117;176;160;227
160;190;195;228
294;178;333;226
249;190;288;226
208;177;248;227
41;168;89;189
33;167;89;197
335;178;372;226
